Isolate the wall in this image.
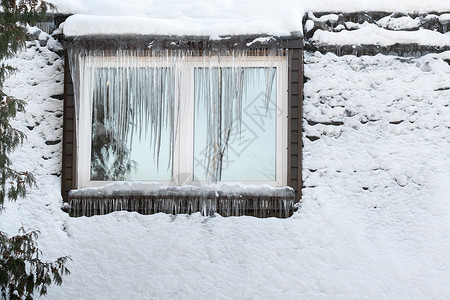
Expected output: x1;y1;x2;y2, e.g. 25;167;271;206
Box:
302;11;450;208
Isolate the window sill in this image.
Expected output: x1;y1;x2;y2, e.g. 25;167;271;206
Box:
67;182;296;218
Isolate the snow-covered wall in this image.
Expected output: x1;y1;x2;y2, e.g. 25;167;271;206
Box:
26;10;450;209
305;11;450;56
302;11;450;213
48;9;450;209
303;51;450;204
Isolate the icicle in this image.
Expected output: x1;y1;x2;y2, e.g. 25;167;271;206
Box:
89;53;179;181
68;193;294;218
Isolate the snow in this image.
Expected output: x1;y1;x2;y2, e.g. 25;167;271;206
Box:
305;19;315;33
48;0;450;16
70;181;294;198
311;23;450;47
1;19;450;300
308;12;340;23
246;36;277;46
439;13;450;24
62;14;301;37
377;16;422;31
53;0;450;38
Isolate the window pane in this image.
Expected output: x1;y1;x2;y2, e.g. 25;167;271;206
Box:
91;67;173;181
194;67;277;181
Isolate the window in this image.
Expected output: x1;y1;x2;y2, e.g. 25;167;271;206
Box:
76;54;288;188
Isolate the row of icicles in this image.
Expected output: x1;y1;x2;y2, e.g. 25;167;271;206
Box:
68;196;295;218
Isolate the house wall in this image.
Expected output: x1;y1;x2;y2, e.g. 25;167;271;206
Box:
302;11;450;205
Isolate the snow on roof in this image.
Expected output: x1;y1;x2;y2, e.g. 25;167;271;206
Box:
49;0;450;38
51;0;304;38
62;14;303;38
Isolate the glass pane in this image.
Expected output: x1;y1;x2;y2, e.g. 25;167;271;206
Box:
194;67;277;181
91;67;173;181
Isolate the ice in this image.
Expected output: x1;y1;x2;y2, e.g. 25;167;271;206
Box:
68;196;295;218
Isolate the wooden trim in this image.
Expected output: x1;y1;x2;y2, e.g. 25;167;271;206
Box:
62;51;68;201
287;51;293;199
62;51;76;202
298;50;303;201
287;47;303;202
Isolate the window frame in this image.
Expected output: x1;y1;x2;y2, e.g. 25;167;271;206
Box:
75;54;288;188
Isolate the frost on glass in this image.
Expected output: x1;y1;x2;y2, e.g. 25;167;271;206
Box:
194;67;277;181
90;67;174;181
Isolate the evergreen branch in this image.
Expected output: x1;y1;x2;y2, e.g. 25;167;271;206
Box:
0;64;16;88
0;0;56;61
0;228;71;299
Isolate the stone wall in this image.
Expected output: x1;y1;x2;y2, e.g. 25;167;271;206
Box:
304;11;450;56
302;11;450;208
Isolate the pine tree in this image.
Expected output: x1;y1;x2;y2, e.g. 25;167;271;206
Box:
0;0;55;208
0;2;71;299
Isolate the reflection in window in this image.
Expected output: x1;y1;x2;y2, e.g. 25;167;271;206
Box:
90;67;173;181
194;67;277;181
